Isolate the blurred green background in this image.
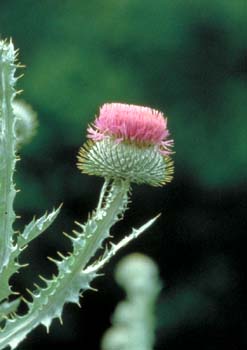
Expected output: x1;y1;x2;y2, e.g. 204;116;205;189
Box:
0;0;246;349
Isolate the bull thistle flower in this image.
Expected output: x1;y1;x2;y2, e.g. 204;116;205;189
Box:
77;103;174;186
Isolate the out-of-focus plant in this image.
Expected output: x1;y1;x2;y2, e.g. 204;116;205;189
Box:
13;99;38;148
101;253;161;350
0;39;174;349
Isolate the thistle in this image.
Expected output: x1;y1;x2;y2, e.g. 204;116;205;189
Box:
0;39;174;349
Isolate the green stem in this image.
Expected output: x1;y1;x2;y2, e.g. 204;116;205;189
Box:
80;179;129;266
0;41;17;275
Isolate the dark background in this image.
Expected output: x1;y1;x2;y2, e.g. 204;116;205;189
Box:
0;0;246;349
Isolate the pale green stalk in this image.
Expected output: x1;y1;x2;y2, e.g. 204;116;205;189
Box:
0;40;17;274
101;253;161;350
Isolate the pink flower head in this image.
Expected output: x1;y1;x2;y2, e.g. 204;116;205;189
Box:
87;103;173;155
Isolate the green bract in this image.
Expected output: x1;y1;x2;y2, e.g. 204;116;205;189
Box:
78;137;174;187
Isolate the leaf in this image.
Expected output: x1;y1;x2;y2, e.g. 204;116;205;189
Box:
17;205;61;248
0;206;61;302
0;299;20;322
89;214;161;272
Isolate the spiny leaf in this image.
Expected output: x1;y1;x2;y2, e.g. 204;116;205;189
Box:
89;214;161;272
0;259;21;302
17;205;61;248
0;207;61;302
0;299;20;322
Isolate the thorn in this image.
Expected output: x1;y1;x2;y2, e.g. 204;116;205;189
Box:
19;262;29;268
72;229;80;235
47;256;59;264
21;296;30;305
16;73;24;80
58;202;63;210
76;301;82;308
16;63;25;68
26;288;34;297
39;274;47;283
63;231;72;239
57;251;66;259
33;283;40;290
58;315;63;325
74;221;84;229
20;245;29;252
11;290;20;296
154;213;162;220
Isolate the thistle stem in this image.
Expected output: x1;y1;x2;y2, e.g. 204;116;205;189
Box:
0;41;17;274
